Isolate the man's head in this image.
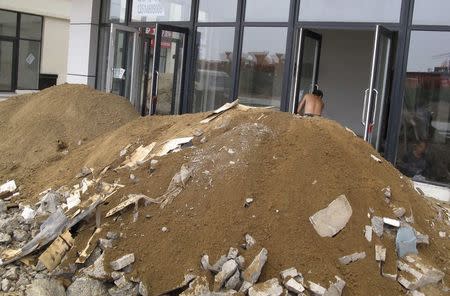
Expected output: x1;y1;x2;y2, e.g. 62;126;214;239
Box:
312;89;323;98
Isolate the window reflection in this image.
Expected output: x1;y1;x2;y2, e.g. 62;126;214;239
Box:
239;27;287;108
413;0;450;26
193;27;234;112
245;0;290;22
396;31;450;184
198;0;237;22
299;0;401;23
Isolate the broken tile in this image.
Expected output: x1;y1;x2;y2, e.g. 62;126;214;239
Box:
375;245;386;262
364;225;373;242
284;278;305;293
110;254;135;271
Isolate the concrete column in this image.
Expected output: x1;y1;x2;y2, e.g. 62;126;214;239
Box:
66;0;101;86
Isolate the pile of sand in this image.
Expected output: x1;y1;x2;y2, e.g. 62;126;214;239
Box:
0;86;449;295
0;84;138;191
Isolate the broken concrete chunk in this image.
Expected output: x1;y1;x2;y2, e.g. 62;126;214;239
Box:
235;255;245;270
248;278;283;296
244;234;256;249
0;233;12;243
180;276;210;296
393;207;406;218
309;195;352;237
21;206;36;221
110;253;135;271
224;269;241;290
99;238;113;250
364;225;373;242
375;245;386;262
242;248;268;284
383;217;400;228
382;186;392;199
285;278;305;293
398;276;415;290
210;255;228;273
308;281;327;295
371;216;384;237
200;254;210;270
397;259;444;290
114;274;133;289
108;284;139;296
382;272;397;281
25;279;66;296
213;259;238;291
66;277;108;296
396;227;418;258
76;167;92;178
415;231;429;245
324;276;346;296
410;291;425;296
139;281;149;296
107;231;120;240
280;267;299;281
338;252;366;265
227;247;239;259
0;180;16;196
82;253;110;280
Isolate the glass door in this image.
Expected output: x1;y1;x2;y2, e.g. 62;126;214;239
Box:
0;40;15;91
292;28;322;113
362;25;394;152
149;24;188;115
106;24;138;99
140;28;155;115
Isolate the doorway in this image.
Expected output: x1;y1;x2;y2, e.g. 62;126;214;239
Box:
106;24;138;99
141;25;188;116
292;26;396;154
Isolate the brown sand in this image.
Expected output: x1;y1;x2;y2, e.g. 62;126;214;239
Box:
1;86;449;295
0;84;138;196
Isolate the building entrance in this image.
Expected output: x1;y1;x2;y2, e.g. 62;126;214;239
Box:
141;25;188;116
292;26;397;154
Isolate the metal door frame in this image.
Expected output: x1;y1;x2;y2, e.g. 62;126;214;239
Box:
149;24;189;115
363;25;394;142
106;24;139;97
291;28;322;114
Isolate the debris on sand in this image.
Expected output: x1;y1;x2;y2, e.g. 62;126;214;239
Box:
310;195;352;237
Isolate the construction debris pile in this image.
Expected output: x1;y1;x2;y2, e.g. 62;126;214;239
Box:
0;85;449;296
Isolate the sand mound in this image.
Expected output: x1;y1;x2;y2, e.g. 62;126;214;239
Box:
0;84;138;188
0;88;449;295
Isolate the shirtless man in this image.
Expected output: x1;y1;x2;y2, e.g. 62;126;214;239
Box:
296;89;324;117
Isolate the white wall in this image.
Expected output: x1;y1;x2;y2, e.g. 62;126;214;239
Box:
317;29;374;136
0;0;70;19
41;17;70;84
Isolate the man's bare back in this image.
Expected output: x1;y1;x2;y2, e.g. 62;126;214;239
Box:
296;90;324;116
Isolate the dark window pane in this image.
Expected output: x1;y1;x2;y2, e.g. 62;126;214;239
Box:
198;0;237;22
20;14;42;40
245;0;290;22
413;0;450;25
193;27;234;112
0;41;14;91
299;0;401;23
0;10;17;37
239;27;287;108
17;40;41;89
131;0;191;22
96;26;111;90
396;31;450;185
102;0;127;23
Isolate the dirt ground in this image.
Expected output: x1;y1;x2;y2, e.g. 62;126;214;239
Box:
1;86;449;295
0;84;138;195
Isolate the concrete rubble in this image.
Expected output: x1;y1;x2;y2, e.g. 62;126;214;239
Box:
338;252;366;265
309;195;352;237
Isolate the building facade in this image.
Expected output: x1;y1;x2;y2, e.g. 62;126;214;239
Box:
68;0;450;194
0;0;71;93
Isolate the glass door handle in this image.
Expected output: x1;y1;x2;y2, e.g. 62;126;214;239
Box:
361;88;369;126
154;70;159;96
370;89;379;125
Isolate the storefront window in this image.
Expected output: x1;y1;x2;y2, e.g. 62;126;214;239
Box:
0;41;14;91
102;0;128;23
192;27;234;112
20;14;42;40
413;0;450;26
396;31;450;185
0;10;17;37
198;0;237;23
131;0;191;22
245;0;290;22
239;27;287;108
17;40;41;89
299;0;402;23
